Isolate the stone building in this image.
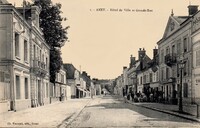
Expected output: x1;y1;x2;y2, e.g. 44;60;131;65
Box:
157;6;198;104
63;63;81;98
50;66;67;102
0;2;50;112
191;9;200;104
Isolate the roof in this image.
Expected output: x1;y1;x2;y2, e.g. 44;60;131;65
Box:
173;16;189;24
63;63;76;79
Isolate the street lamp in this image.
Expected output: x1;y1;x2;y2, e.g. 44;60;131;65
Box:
178;56;186;112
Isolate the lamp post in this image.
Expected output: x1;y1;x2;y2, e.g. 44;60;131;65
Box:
178;56;186;112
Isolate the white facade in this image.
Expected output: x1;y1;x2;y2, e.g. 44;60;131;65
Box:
191;11;200;103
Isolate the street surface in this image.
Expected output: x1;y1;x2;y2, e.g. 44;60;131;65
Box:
66;95;200;128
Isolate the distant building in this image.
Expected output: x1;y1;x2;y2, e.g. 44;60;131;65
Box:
50;66;67;103
63;63;83;98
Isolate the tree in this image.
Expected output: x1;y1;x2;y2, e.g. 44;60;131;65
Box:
50;48;63;82
31;0;69;83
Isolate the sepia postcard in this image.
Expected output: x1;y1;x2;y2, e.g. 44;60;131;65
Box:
0;0;200;127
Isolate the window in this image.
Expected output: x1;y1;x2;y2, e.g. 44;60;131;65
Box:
166;46;170;55
143;75;146;84
183;83;188;98
184;60;187;76
196;50;200;67
172;45;176;55
46;57;48;69
140;76;143;84
61;74;64;83
161;68;164;81
161;49;164;63
156;72;159;82
166;67;169;80
15;33;20;57
177;39;181;55
24;40;28;62
177;65;180;77
16;75;20;99
25;78;29;99
33;45;36;65
183;37;188;53
0;71;4;82
150;73;153;83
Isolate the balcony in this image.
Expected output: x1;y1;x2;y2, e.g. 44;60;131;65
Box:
165;53;177;67
31;60;48;77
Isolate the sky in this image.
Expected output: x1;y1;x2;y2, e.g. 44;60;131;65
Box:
8;0;200;79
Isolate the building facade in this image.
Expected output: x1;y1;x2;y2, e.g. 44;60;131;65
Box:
157;6;197;104
191;10;200;104
0;3;50;112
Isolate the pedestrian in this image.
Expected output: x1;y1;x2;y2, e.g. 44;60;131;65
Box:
124;95;127;103
61;93;64;102
131;92;134;102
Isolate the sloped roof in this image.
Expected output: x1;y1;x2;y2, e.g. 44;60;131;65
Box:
161;15;190;40
173;16;189;24
63;63;76;79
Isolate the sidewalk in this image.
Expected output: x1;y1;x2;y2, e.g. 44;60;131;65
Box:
126;100;200;123
0;98;91;128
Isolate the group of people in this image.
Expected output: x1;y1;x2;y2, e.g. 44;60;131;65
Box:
123;88;164;103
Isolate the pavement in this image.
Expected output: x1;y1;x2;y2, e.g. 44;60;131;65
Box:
66;95;200;128
121;96;200;123
0;98;91;128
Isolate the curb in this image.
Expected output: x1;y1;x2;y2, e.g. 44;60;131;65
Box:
57;99;92;128
127;101;200;123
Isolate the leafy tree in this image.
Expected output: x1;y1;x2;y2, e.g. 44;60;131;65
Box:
31;0;69;83
50;48;63;82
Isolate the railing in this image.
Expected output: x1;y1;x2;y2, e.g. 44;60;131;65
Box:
31;59;48;77
165;53;177;67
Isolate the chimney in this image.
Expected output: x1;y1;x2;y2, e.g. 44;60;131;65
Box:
129;55;136;68
188;5;198;16
31;6;41;27
123;66;127;70
138;48;146;61
153;47;158;59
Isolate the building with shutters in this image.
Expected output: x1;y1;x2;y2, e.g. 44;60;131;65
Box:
0;2;50;112
191;9;200;104
157;5;198;104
